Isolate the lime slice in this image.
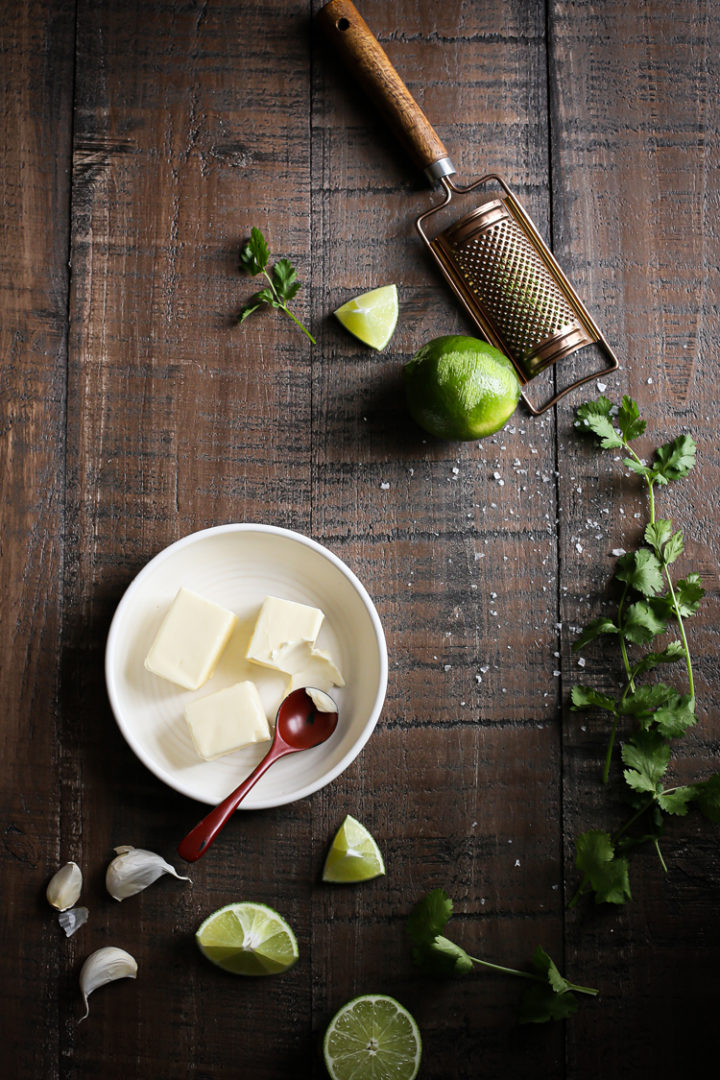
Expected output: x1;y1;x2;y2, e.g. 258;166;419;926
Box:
333;284;399;350
322;815;386;883
195;901;298;976
323;994;422;1080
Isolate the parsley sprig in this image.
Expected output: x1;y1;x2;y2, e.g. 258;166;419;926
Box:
407;889;597;1023
238;226;315;343
569;396;720;905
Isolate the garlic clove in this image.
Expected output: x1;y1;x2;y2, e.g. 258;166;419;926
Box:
58;906;89;938
46;861;83;911
105;845;191;901
79;947;137;1021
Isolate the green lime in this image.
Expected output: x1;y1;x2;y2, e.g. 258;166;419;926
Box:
195;901;298;976
323;994;422;1080
334;284;399;350
403;334;521;440
322;815;386;883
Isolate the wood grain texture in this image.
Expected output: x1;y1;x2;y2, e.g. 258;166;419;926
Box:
1;1;718;1077
0;2;75;1076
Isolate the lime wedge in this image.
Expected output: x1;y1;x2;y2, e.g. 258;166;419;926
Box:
333;284;399;350
322;815;385;883
323;994;422;1080
195;901;298;976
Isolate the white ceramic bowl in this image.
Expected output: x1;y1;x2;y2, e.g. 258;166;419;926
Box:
105;524;387;808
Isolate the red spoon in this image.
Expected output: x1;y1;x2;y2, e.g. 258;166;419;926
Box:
177;687;339;862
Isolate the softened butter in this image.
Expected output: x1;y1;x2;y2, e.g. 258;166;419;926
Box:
246;595;324;669
285;646;345;694
144;587;237;690
185;681;270;759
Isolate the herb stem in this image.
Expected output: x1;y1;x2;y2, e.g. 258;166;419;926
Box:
281;304;316;344
466;956;597;995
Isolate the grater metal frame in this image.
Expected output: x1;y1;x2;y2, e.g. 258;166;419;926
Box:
417;172;620;416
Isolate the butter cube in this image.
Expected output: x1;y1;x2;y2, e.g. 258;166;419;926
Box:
144;587;237;690
246;596;324;670
185;681;271;760
285;646;345;695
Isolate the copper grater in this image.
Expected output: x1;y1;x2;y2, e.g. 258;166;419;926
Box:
318;0;619;415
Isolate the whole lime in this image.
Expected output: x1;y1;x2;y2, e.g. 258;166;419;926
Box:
403;335;522;440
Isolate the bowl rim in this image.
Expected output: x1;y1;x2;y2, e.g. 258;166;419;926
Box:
104;522;389;807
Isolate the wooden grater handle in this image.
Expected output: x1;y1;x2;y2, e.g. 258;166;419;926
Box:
317;0;455;183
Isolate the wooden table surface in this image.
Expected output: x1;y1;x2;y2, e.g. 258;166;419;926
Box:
2;1;719;1077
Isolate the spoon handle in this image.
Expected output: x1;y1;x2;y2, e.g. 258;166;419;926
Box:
177;745;285;862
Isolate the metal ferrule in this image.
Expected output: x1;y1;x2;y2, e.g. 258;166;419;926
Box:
424;157;456;183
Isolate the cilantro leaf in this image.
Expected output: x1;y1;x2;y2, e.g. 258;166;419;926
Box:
690;774;720;824
573;616;619;650
530;946;572;994
652;693;696;738
239;226;269;275
571;685;617;713
406;887;452;945
517;983;579;1024
619;682;677;718
621;600;667;644
237;227;315;342
673;573;704;617
574;398;623;448
657;786;696;816
575;831;631;904
652;434;696;484
575;829;632;905
621;730;670;793
617;395;647;442
630;640;685;678
272;257;300;301
644;519;674;559
615;549;664;597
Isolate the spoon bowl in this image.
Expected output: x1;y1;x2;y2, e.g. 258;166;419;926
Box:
177;687;338;862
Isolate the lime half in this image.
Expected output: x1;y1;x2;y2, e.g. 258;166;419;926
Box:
403;334;521;440
195;901;298;976
323;994;422;1080
322;815;386;883
334;285;399;350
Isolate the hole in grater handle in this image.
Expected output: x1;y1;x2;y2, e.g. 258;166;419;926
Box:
417;174;619;416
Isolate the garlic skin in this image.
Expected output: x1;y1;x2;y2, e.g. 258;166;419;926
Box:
105;845;191;901
79;947;137;1021
58;906;89;938
46;861;83;911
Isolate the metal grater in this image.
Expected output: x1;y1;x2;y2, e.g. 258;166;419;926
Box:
418;174;619;415
319;1;620;416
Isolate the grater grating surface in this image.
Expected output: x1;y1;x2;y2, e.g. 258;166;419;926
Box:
442;200;586;372
419;177;619;413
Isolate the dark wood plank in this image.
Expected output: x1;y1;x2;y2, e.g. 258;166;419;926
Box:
61;1;315;1075
550;0;720;1074
312;1;568;1074
0;3;75;1077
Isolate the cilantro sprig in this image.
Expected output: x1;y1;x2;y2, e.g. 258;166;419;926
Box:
238;226;315;343
569;396;720;905
407;889;597;1023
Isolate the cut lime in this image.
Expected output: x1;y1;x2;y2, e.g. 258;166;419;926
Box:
322;815;386;883
195;901;298;976
333;284;399;350
403;334;521;440
323;994;422;1080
